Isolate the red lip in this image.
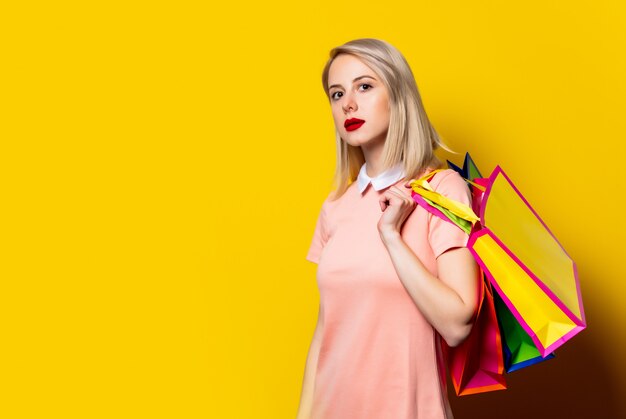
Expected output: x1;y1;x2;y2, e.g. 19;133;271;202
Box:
344;118;365;131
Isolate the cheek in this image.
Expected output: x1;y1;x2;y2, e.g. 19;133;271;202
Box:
373;98;390;125
371;95;389;114
331;107;342;124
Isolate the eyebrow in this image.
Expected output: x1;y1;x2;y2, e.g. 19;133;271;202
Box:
328;75;377;91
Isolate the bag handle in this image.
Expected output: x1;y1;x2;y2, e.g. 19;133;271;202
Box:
415;168;487;191
408;169;480;227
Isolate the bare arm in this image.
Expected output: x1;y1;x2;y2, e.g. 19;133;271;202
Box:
380;230;480;347
296;303;324;419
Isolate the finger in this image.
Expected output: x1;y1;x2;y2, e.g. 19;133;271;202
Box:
389;188;416;207
384;190;403;204
391;185;409;193
379;193;390;210
389;186;411;199
396;186;416;203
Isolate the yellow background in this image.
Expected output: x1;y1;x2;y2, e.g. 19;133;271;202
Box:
1;1;625;418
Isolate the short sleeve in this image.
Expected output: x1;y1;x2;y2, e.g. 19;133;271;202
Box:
427;170;473;259
306;201;329;264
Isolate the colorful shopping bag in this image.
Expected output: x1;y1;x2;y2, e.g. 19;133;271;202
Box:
443;270;507;396
469;166;586;357
446;154;558;372
410;154;586;362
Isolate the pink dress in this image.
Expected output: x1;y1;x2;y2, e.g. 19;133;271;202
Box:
306;169;472;419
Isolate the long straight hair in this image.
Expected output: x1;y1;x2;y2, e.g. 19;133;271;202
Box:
321;38;453;200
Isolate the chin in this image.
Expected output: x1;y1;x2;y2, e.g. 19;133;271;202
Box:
341;138;366;148
341;132;367;145
343;135;384;149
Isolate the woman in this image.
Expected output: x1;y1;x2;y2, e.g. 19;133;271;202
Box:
297;38;481;419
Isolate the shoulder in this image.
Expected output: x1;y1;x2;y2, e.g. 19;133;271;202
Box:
324;182;359;209
430;169;469;193
428;169;471;204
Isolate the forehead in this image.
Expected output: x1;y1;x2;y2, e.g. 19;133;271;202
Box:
328;54;378;84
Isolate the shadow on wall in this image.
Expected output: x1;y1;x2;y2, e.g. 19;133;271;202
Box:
447;315;622;418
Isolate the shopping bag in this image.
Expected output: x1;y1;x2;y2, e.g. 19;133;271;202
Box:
469;166;586;356
443;270;507;396
410;154;586;360
446;154;558;371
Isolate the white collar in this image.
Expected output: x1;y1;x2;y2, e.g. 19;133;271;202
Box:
357;162;406;194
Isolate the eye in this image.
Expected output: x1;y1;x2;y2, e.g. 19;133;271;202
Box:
359;83;372;91
330;91;343;101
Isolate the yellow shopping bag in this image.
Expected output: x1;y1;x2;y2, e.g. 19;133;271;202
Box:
469;166;585;356
410;162;586;358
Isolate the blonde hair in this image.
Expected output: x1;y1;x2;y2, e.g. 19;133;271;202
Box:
321;38;453;200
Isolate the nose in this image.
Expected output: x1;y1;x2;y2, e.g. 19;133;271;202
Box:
342;92;357;114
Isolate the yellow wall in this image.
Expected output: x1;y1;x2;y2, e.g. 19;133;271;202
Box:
2;1;624;418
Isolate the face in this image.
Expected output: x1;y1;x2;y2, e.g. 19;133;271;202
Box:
327;54;391;150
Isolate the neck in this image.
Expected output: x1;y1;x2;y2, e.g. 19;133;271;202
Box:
361;137;386;178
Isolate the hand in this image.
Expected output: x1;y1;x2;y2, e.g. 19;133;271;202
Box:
377;183;417;238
